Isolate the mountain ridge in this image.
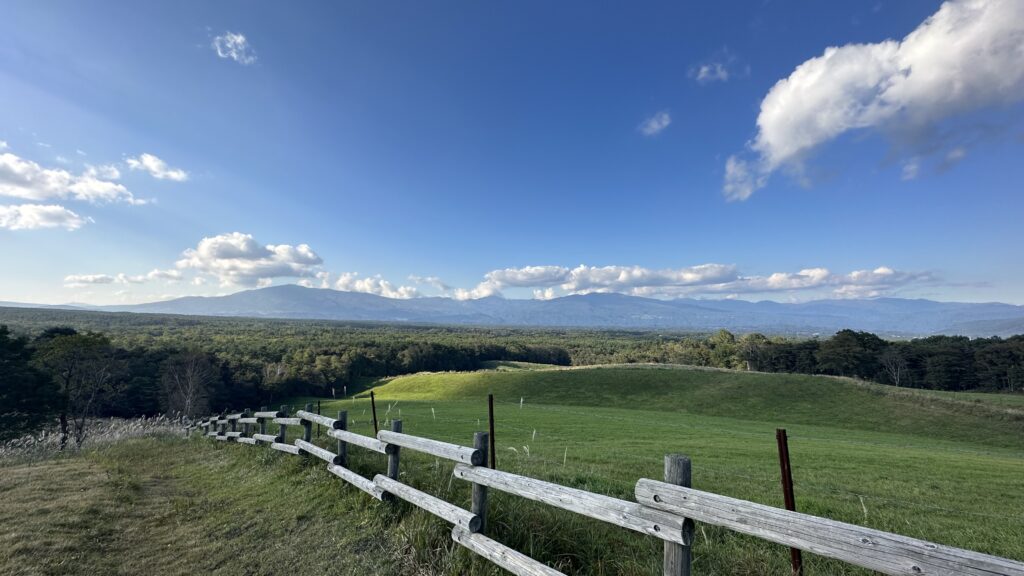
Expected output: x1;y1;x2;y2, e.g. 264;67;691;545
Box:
3;285;1017;336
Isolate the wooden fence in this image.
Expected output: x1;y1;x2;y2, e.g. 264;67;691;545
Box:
190;405;1024;576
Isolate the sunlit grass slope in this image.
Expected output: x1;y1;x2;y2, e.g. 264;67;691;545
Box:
364;364;1024;449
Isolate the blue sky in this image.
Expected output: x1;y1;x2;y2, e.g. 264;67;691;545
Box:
1;0;1022;305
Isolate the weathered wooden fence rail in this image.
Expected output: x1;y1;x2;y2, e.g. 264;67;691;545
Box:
188;406;1024;576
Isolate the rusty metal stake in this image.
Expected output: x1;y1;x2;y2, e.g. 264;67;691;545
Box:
777;428;803;575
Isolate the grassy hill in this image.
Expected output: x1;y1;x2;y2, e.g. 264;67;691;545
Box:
3;364;1023;575
367;364;1024;449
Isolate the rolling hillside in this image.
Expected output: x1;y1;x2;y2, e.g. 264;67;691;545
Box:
366;364;1024;450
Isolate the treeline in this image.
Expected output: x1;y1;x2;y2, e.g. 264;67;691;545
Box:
2;307;1022;443
645;329;1024;392
0;322;571;443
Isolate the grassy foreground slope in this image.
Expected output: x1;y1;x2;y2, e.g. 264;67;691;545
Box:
3;365;1022;575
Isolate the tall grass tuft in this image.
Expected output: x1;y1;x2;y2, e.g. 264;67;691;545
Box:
0;415;187;463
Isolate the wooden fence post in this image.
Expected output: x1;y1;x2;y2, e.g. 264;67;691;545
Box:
242;408;250;436
303;402;313;443
277;405;289;443
230;412;237;433
471;431;489;533
664;454;693;576
335;410;348;467
387;419;402;480
776;428;803;576
259;405;267;435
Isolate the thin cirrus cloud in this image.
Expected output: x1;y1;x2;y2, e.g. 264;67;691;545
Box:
211;31;257;66
0;204;90;231
724;0;1024;201
692;62;730;84
638;111;672;136
63;269;182;288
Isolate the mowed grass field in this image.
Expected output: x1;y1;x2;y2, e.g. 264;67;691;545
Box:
2;364;1023;575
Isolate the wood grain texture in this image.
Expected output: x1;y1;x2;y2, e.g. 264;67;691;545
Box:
294;439;336;463
454;464;688;545
374;475;481;532
635;479;1024;576
452;527;566;576
272;417;303;426
327;428;390;454
295;410;341;429
270;442;301;455
662;455;693;576
378;430;483;465
252;433;278;443
252;410;281;418
327;464;385;500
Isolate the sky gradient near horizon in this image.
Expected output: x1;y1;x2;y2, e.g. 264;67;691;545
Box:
1;0;1023;305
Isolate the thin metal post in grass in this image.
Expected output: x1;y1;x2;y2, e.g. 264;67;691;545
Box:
387;419;402;480
776;429;803;575
259;405;267;435
487;394;496;469
277;405;289;443
335;410;348;467
471;432;489;533
663;454;693;576
371;391;379;435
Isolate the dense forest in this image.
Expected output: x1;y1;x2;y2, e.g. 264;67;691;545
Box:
1;307;1022;443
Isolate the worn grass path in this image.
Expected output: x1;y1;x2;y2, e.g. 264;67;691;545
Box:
0;439;402;576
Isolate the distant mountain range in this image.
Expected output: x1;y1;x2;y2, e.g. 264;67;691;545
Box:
5;285;1023;337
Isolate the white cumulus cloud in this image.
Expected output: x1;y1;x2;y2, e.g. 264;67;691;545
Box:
176;232;323;286
451;263;934;300
126;153;188;181
0;152;142;204
212;32;257;66
0;204;90;231
335;273;419;299
726;0;1024;199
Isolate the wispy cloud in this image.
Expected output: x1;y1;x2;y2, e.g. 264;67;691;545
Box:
212;31;257;66
725;0;1024;199
1;204;90;231
638;111;672;136
689;48;745;85
126;153;188;181
64;273;116;287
